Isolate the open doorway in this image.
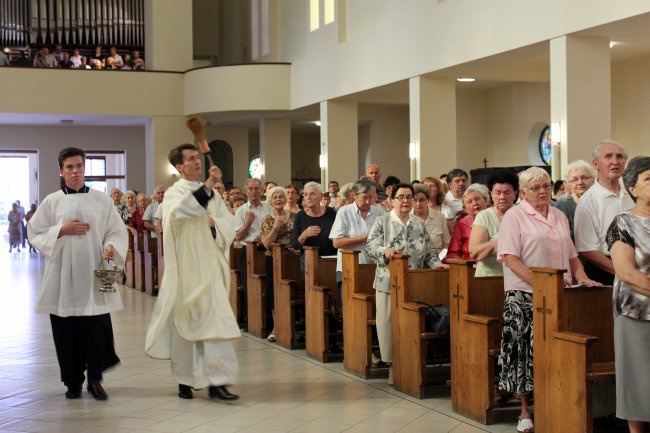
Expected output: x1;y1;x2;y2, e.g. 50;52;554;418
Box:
0;151;38;242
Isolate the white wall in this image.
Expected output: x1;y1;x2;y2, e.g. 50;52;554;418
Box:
0;126;146;201
612;55;650;160
205;125;250;189
277;1;650;109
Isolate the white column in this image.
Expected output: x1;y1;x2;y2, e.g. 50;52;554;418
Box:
145;116;193;192
320;101;358;186
409;76;457;180
144;0;193;71
550;36;611;180
259;118;291;185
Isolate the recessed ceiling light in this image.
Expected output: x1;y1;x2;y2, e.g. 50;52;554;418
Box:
609;41;616;48
457;77;476;82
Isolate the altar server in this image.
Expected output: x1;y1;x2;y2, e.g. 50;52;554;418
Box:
28;147;127;400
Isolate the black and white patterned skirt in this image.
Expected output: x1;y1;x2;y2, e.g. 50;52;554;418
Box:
498;290;533;396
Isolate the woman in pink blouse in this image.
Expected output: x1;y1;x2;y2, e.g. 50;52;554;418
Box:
445;184;489;261
496;167;600;433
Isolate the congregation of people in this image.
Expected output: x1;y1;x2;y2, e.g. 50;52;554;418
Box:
17;140;649;433
0;45;145;70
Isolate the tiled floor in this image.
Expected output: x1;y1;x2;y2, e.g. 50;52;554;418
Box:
0;249;519;433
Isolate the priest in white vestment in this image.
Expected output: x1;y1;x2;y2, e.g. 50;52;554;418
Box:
145;144;241;400
27;147;128;400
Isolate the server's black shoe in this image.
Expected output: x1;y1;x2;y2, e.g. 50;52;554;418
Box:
65;385;82;399
178;384;193;399
208;386;239;401
87;381;108;400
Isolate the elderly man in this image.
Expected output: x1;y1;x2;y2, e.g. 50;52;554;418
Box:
28;147;127;400
145;144;240;401
33;47;58;68
366;163;387;202
234;178;272;295
143;186;166;237
329;179;382;286
445;168;469;215
574;141;634;285
555;160;596;239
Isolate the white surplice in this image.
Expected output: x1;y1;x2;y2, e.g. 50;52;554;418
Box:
27;189;128;317
145;179;241;388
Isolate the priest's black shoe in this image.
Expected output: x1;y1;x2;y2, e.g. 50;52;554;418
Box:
208;386;239;401
65;385;82;399
178;384;193;399
87;381;108;400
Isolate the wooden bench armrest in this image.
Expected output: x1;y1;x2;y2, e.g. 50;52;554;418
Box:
402;302;425;312
280;278;298;285
553;330;599;345
312;285;332;293
463;313;499;325
421;332;448;340
488;348;501;357
250;272;266;280
587;362;615;381
368;319;376;326
351;293;375;302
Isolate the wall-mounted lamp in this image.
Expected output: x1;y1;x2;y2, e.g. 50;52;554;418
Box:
409;142;417;160
551;122;561;144
319;154;327;169
314;121;322;127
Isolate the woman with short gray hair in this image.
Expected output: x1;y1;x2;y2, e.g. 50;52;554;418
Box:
556;160;596;239
335;182;355;209
606;156;650;433
412;183;450;255
445;183;489;261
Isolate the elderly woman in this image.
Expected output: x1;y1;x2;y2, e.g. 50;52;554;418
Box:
334;182;355;209
468;170;519;276
366;183;443;384
497;167;599;433
284;185;301;212
412;183;450;256
128;192;150;234
260;186;297;342
290;182;337;257
7;202;22;252
555;159;596;239
119;190;137;224
606;156;650;433
445;184;490;261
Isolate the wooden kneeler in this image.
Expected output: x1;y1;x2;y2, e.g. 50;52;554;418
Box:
272;244;305;349
447;259;506;424
531;267;615;433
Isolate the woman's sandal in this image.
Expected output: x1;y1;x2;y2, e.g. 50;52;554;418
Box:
516;417;534;433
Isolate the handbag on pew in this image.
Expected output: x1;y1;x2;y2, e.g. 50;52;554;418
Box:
414;299;450;335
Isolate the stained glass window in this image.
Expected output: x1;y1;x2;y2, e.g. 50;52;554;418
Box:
248;156;263;179
539;126;552;165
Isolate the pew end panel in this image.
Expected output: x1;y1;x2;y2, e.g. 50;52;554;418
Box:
272;244;306;350
246;243;270;339
134;231;145;291
125;229;135;288
143;232;158;296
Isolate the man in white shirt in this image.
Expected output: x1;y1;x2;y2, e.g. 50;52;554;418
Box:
329;179;382;288
143;186;165;238
445;168;468;215
28;147;127;400
233;178;272;297
574;140;634;285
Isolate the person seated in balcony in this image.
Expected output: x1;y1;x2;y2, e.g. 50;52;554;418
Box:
70;48;82;68
79;56;91;69
52;44;64;63
106;47;123;70
0;50;10;67
89;46;105;69
121;53;133;70
59;52;74;69
33;47;58;68
132;50;145;70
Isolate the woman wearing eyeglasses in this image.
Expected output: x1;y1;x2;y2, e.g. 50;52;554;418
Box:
555;160;596;239
366;183;444;385
497;167;600;433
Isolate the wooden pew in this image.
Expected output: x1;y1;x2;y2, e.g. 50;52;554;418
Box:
157;232;164;285
389;254;450;399
447;259;507;424
341;249;383;379
247;243;271;338
124;229;135;288
134;231;145;291
228;245;244;327
143;232;158;296
304;246;340;362
531;267;614;433
272;244;305;350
